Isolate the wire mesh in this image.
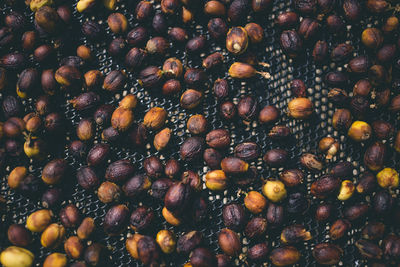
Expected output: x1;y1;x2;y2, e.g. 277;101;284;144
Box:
1;0;399;266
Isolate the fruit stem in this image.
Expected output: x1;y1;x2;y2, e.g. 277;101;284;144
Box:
256;71;271;79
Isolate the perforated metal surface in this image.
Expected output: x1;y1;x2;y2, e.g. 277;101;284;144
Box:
1;0;399;266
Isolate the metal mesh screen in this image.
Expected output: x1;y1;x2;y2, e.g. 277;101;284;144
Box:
1;0;399;266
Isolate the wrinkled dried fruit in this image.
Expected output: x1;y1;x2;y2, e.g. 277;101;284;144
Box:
245;217;267;239
180;137;205;162
0;246;34;267
376;168;399;189
177;231;203;254
337;180;355;201
280;30;303;58
329;219;351;240
218;228;241;256
190;247;217;267
263;149;288;167
7;224;32;247
221;157;249;174
226;27;248;55
356;239;382;259
281;224;312;244
262;180;287;202
26;209;52;232
270;246;301;266
103;204;129;235
288;98;313;119
280;169;303;187
348;121;372;142
206;129;230;149
156;230;176;254
362;222;385;240
311;175;340;199
234;142;260;161
313;243;343;265
106;160;135;184
244;191;267;214
77;217;95;240
60;204;80;228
